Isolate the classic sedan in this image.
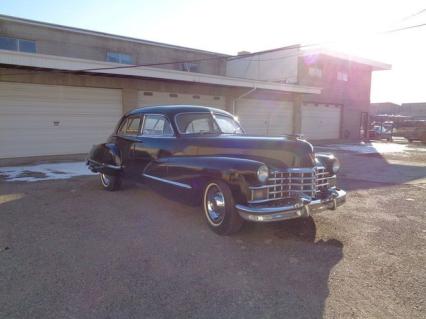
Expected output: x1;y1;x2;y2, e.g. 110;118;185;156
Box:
87;105;346;235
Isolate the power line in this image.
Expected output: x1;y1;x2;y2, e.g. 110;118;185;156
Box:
383;22;426;33
398;8;426;22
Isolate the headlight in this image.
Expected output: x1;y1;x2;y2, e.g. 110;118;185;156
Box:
316;153;341;175
257;165;269;183
332;157;341;174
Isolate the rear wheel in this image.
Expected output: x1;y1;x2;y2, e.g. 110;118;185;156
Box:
100;173;121;191
202;180;243;235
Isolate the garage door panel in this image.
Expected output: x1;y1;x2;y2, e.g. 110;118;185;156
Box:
0;82;122;158
138;91;225;109
237;99;293;136
0;103;121;116
0;115;118;128
301;103;341;140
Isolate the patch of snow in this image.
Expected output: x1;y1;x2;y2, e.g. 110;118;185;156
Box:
316;142;409;154
0;162;96;182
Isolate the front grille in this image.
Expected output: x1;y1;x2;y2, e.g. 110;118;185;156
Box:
250;166;330;203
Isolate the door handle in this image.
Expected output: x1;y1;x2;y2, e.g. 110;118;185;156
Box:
130;144;136;158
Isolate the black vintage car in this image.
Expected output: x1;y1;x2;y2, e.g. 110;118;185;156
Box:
87;105;346;235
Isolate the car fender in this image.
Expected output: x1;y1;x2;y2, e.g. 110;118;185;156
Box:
144;156;265;204
87;143;122;176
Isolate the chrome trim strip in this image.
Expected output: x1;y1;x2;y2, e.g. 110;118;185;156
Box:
237;189;346;222
142;173;192;189
236;203;301;214
87;159;121;170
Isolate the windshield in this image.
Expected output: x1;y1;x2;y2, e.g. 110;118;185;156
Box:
214;114;243;134
175;112;243;135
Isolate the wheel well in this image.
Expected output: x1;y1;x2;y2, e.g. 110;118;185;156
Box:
196;176;247;206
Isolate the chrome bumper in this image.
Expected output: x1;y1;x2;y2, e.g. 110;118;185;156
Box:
236;189;346;222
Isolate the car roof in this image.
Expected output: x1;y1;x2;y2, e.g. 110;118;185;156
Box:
126;104;233;118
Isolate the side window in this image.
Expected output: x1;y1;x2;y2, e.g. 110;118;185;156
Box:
185;118;210;133
126;117;142;135
142;115;174;136
117;117;141;136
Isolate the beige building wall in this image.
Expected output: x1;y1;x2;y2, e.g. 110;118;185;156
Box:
0;18;227;75
226;47;299;83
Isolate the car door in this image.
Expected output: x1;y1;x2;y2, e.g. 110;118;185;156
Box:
133;114;176;182
115;115;143;180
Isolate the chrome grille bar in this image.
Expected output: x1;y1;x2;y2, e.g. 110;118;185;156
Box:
249;166;330;203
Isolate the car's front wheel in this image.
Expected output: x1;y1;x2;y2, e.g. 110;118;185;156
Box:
99;173;121;191
202;180;243;235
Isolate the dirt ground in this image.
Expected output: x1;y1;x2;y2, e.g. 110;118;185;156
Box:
0;141;425;319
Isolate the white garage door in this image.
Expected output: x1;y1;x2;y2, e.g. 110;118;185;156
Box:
0;82;122;158
138;91;225;109
301;103;341;140
236;99;293;136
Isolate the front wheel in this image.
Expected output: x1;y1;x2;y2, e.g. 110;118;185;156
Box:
99;173;121;191
202;180;243;235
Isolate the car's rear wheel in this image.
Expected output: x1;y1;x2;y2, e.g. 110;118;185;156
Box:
100;173;121;191
202;180;243;235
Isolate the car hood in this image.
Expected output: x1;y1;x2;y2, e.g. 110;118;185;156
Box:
183;134;315;168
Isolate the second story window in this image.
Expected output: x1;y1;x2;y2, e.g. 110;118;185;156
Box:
337;71;349;82
308;66;322;78
181;62;199;72
0;36;36;53
106;51;134;64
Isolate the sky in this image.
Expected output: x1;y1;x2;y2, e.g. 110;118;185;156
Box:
1;0;425;104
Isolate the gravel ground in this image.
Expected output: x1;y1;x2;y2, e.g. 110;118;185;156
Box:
0;143;425;319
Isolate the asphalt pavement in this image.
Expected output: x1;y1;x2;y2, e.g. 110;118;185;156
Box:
1;141;425;318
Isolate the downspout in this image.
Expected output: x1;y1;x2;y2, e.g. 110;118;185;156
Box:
232;87;257;115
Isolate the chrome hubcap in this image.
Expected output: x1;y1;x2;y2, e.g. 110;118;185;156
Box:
205;184;226;225
100;173;111;187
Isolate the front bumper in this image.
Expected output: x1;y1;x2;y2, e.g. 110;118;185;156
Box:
235;189;346;222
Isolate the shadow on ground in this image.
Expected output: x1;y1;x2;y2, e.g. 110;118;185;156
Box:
0;178;343;319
